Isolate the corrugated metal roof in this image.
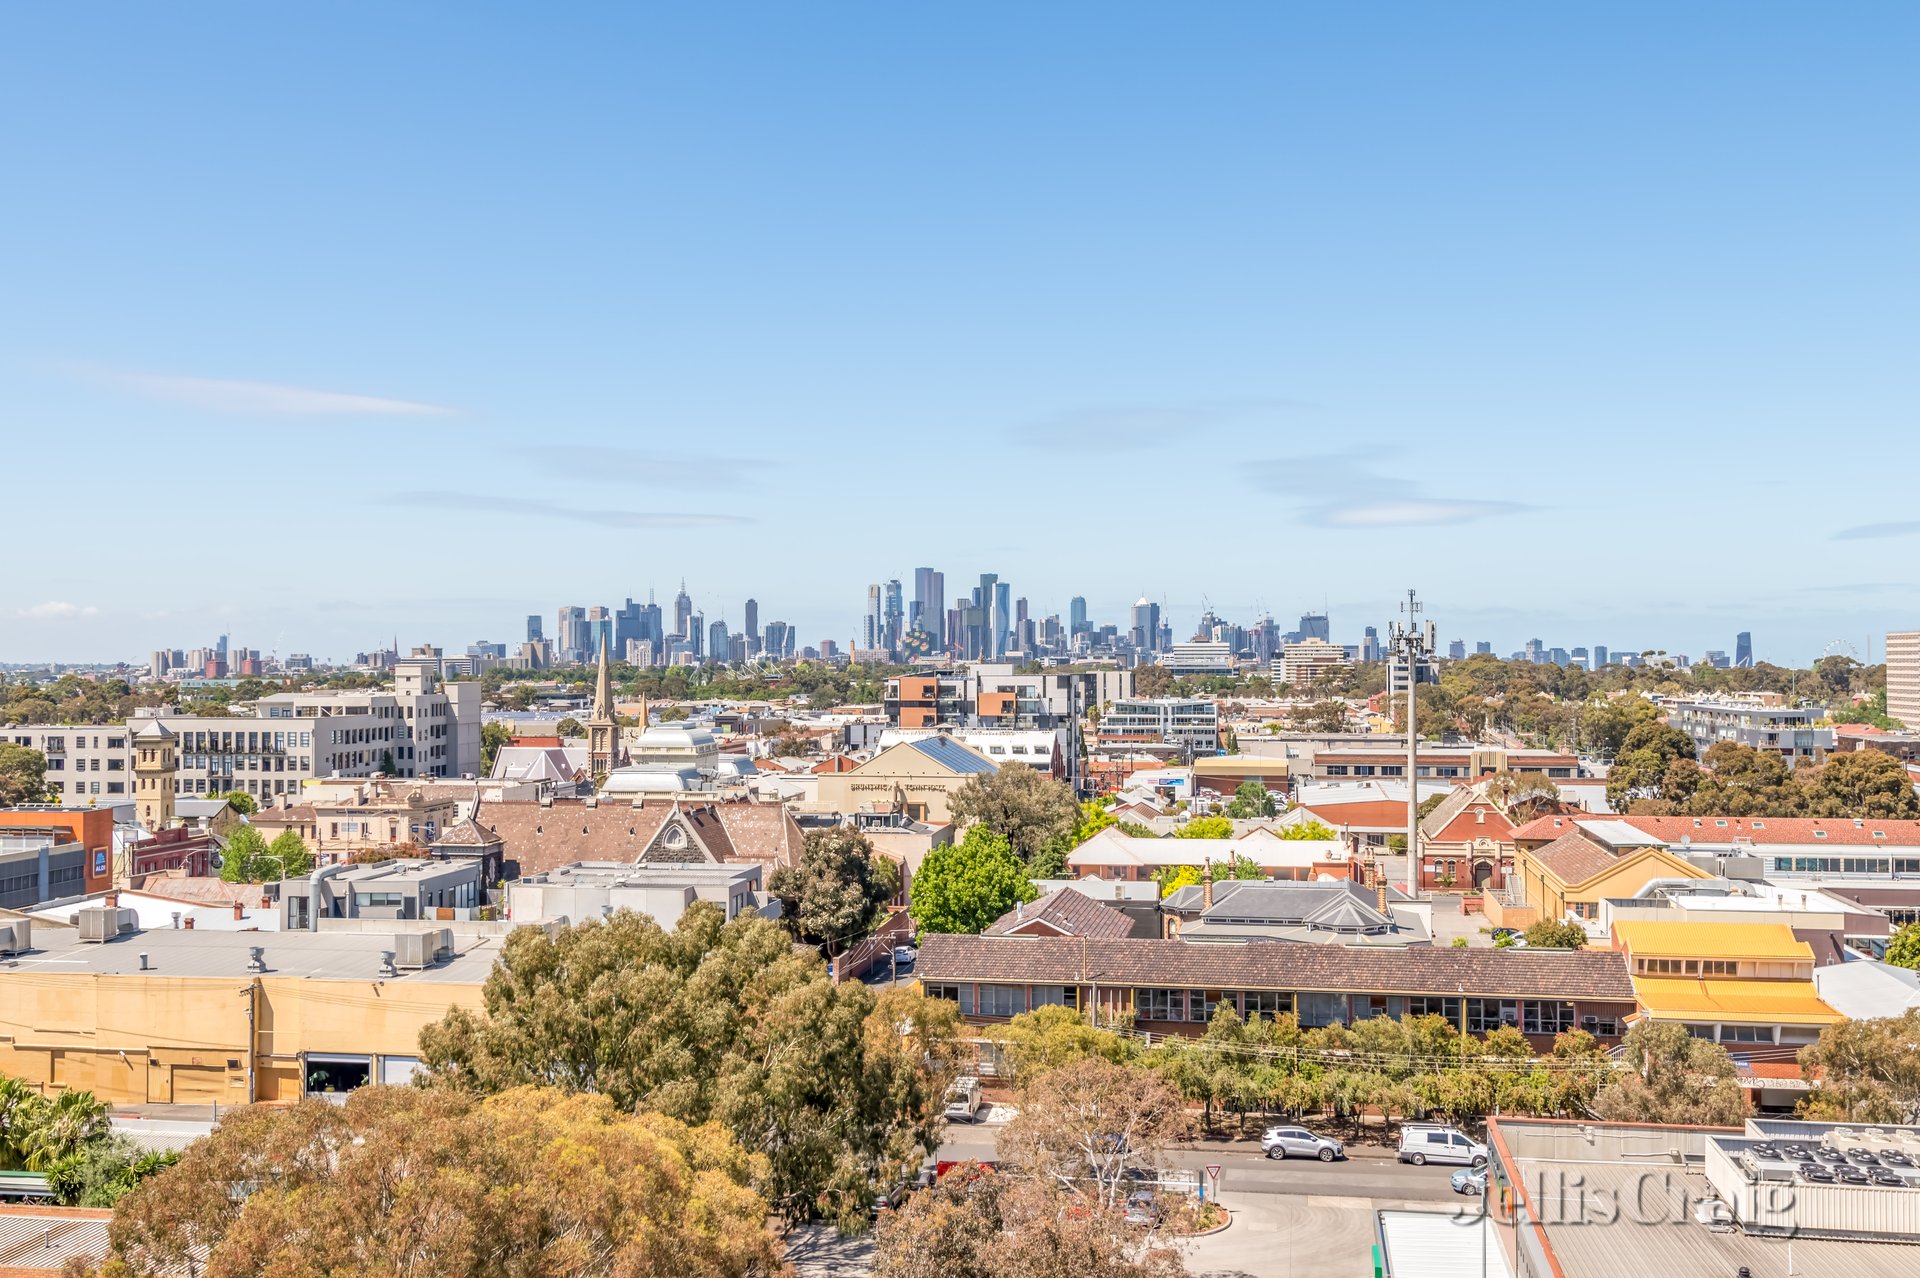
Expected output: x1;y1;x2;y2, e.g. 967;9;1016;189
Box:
1378;1210;1512;1278
0;1215;111;1270
1631;975;1843;1025
1614;920;1812;960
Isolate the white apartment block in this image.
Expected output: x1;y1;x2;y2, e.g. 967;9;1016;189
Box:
0;726;133;802
14;665;482;806
1889;631;1920;730
1097;697;1220;753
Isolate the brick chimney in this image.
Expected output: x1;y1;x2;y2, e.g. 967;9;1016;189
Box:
233;902;245;921
1201;858;1214;911
103;892;119;908
183;916;195;929
1377;880;1389;915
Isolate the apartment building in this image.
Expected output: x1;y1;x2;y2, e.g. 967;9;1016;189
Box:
883;665;1131;730
1160;642;1233;676
1663;695;1833;765
1276;637;1350;688
1306;745;1579;782
0;726;133;801
1096;697;1220;754
1889;630;1920;729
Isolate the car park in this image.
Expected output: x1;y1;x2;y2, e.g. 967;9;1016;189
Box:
1399;1124;1489;1167
1260;1125;1345;1162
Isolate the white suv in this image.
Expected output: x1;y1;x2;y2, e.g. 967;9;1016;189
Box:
1260;1125;1345;1162
1398;1124;1488;1168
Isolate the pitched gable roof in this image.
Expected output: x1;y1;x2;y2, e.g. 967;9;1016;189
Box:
1527;828;1618;887
984;888;1135;939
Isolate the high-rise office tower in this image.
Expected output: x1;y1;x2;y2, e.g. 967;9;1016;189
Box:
1735;632;1753;668
883;579;905;651
1475;641;1493;655
744;599;759;647
709;618;729;663
673;581;693;640
1069;596;1088;635
1130;597;1154;650
764;620;791;660
1594;645;1609;669
1360;626;1382;663
688;612;704;659
1298;613;1331;643
993;581;1012;659
1887;631;1920;728
1448;639;1467;660
614;599;642;655
526;614;543;643
864;584;884;650
557;606;586;662
913;568;945;646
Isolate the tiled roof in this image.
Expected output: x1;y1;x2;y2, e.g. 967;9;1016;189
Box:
917;934;1636;1001
984;888;1135;939
476;799;800;876
1526;829;1618;887
1512;813;1920;848
1293;799;1412;830
430;817;502;848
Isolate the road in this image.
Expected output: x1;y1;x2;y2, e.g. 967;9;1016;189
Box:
937;1123;1463;1202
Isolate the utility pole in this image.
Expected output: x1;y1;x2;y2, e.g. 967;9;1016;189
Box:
1389;589;1435;896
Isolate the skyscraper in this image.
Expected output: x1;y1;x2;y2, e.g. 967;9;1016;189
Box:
1361;626;1382;663
1735;632;1753;668
1298;613;1331;643
1594;645;1609;669
1447;639;1466;661
673;581;693;640
864;584;884;651
913;568;945;647
993;580;1012;659
883;579;905;652
526;614;542;642
688;612;704;659
709;618;729;663
587;606;612;660
744;599;759;648
1069;596;1088;635
614;598;642;655
557;606;586;663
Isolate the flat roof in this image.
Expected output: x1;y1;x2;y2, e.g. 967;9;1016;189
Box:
0;923;498;984
1377;1210;1511;1278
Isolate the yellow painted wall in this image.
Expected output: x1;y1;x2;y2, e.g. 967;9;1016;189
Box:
0;971;484;1105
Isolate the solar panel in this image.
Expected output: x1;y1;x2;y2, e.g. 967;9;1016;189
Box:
909;736;997;773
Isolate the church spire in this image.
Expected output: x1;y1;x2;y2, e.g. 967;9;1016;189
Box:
593;631;613;720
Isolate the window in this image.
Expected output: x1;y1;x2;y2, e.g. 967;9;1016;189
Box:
925;984;961;1005
1030;985;1079;1009
1237;990;1289;1017
1584;1013;1621;1037
1522;1001;1575;1035
1137;988;1196;1022
354;892;405;908
1720;1025;1773;1043
1406;996;1460;1022
1701;960;1738;976
977;984;1025;1017
1464;998;1518;1033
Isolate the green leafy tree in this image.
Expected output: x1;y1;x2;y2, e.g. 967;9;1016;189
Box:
0;1075;44;1168
1592;1021;1748;1126
1483;770;1562;818
480;720;513;772
45;1135;176;1208
1175;815;1232;839
946;765;1080;862
419;905;958;1223
217;826;270;883
1797;1011;1920;1124
1224;781;1277;819
1606;722;1697;810
555;716;586;738
214;789;257;816
987;1006;1136;1081
910;827;1038;935
1521;919;1587;949
1153;864;1201;898
105;1086;781;1276
769;827;900;955
998;1058;1188;1210
20;1089;107;1172
0;743;48;806
1131;663;1174;698
1280;818;1338;841
1796;750;1920;819
264;829;314;878
1886;922;1920;971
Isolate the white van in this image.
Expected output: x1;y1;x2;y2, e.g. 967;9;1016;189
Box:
943;1077;983;1123
1398;1124;1488;1167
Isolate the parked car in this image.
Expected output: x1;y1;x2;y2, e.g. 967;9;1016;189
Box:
892;944;918;966
1399;1124;1489;1168
1451;1166;1489;1196
870;1180;911;1214
1260;1125;1345;1162
943;1076;983;1123
1123;1191;1161;1226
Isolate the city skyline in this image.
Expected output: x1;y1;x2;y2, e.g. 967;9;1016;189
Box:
4;8;1917;664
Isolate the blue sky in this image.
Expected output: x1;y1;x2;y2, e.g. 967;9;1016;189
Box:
3;4;1916;666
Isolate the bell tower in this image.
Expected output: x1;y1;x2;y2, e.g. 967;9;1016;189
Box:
133;719;178;832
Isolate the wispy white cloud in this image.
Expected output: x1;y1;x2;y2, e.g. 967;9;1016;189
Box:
1015;398;1314;450
395;491;751;529
1248;453;1532;529
19;601;98;619
1832;521;1920;541
518;445;773;486
79;365;456;416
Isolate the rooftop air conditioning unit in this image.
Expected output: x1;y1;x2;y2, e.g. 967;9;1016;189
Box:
391;928;454;970
76;907;137;943
0;919;30;955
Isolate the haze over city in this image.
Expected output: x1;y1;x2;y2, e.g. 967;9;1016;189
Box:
4;5;1918;664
